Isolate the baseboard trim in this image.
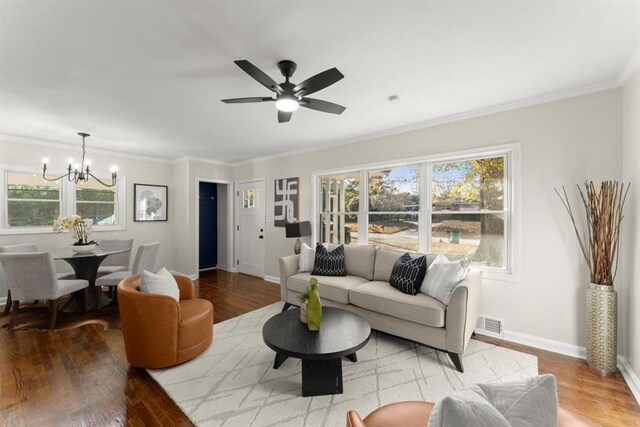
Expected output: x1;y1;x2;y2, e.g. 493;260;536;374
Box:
0;296;6;307
490;329;640;405
500;329;586;359
618;356;640;405
263;275;280;284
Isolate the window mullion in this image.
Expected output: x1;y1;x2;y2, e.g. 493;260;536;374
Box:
359;169;368;245
63;179;74;217
422;162;432;253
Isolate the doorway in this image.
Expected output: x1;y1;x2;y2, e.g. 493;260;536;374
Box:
197;180;233;273
236;180;266;277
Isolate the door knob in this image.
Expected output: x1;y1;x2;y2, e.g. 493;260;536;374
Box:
259;235;264;239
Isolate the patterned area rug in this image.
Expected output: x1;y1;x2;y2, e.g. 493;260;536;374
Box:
148;303;538;427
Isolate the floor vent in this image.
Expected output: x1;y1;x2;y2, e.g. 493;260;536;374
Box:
475;315;504;337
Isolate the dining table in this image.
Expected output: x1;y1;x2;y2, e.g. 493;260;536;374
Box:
51;248;129;312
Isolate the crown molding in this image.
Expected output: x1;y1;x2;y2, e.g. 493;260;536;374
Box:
229;78;621;167
171;155;230;166
618;46;640;85
0;133;174;164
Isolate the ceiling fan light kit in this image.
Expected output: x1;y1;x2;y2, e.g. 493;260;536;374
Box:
275;94;299;112
222;59;345;123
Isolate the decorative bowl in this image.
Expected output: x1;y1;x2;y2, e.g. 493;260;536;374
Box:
71;243;97;253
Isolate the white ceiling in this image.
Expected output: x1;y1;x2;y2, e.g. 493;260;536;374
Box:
0;1;638;163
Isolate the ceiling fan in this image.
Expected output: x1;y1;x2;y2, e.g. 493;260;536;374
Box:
222;60;346;123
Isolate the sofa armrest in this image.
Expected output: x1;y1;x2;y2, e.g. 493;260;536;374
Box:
445;269;482;354
279;255;300;302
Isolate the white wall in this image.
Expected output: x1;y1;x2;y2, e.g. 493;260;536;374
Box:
217;183;229;270
0;138;175;294
0;87;631;357
622;70;640;379
233;89;623;348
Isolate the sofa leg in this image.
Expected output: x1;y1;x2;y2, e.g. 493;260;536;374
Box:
281;302;292;312
447;351;464;373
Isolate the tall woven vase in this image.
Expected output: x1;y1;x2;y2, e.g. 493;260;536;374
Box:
586;283;617;374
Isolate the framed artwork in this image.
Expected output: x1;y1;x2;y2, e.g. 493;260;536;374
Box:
134;184;168;222
274;177;299;227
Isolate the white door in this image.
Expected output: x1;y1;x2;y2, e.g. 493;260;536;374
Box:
236;180;265;277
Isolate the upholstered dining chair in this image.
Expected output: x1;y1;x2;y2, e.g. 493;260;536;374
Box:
0;252;89;330
56;238;135;282
0;244;38;316
96;238;134;276
96;242;160;303
118;273;213;369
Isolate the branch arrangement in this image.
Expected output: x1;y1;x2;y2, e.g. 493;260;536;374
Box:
555;181;629;286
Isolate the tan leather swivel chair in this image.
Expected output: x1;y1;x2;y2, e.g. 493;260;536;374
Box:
347;401;599;427
118;274;213;369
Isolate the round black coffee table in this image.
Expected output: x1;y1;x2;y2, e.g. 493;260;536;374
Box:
262;306;371;397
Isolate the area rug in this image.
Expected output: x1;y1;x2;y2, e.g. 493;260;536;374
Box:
147;303;538;427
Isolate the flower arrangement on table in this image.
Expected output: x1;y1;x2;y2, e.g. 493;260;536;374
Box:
53;215;97;249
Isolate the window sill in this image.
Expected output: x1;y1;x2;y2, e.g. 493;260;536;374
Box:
0;225;126;236
480;268;520;283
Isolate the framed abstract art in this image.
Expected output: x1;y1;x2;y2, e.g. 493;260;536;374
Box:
134;184;168;222
274;177;299;227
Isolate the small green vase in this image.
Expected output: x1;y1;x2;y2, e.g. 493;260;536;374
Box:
307;278;322;331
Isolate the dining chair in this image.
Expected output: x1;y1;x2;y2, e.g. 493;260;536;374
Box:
96;242;160;303
96;238;134;277
1;244;82;295
0;244;38;315
0;252;89;330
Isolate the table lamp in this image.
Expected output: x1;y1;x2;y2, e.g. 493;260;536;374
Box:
285;221;312;255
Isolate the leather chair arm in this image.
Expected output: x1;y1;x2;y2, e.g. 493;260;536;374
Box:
118;284;181;369
173;274;196;300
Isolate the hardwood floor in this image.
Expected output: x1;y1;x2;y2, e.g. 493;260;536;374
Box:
1;270;638;426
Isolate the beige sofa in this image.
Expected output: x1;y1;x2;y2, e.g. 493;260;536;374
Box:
279;245;482;372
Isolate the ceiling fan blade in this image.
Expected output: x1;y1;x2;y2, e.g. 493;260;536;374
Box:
293;68;344;96
234;60;283;94
278;110;292;123
300;98;346;115
221;97;273;103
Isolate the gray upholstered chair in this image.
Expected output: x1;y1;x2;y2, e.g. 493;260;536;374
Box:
0;252;89;330
56;238;135;281
0;244;38;315
96;242;160;300
96;238;134;277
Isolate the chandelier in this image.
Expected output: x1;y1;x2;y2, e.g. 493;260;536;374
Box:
42;132;118;187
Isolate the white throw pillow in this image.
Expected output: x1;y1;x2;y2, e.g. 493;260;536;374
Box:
419;254;470;305
298;242;316;272
429;374;558;427
139;267;180;302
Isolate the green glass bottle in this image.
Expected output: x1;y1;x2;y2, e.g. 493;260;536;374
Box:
307;278;322;331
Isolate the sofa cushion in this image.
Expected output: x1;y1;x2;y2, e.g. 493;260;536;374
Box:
288;272;369;304
374;249;437;282
312;243;347;276
329;243;376;280
389;253;428;295
349;281;446;327
420;255;471;304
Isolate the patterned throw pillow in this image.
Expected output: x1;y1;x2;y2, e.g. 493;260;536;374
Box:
389;253;428;295
311;243;346;276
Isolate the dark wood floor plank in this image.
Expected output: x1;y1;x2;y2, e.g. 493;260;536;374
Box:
0;270;638;426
